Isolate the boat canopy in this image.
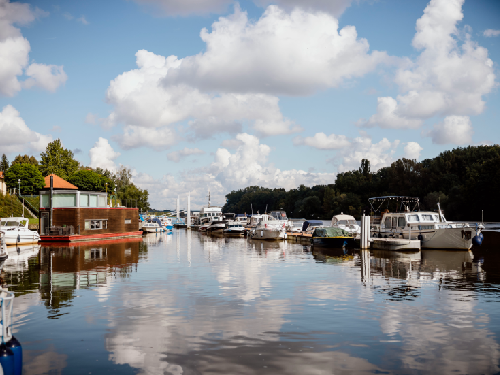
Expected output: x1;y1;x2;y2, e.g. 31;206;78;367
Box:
332;213;356;223
369;196;420;213
302;220;324;232
312;227;348;238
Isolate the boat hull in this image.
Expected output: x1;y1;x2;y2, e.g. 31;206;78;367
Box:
2;231;40;246
374;227;475;250
311;237;355;248
142;227;165;233
419;227;474;250
251;228;286;240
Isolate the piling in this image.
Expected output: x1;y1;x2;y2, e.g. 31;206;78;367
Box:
360;214;370;249
187;193;191;229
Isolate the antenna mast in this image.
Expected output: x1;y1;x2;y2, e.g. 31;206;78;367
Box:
207;189;211;208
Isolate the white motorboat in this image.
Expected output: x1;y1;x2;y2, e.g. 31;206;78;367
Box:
207;220;227;233
158;216;173;230
141;217;165;233
223;221;246;236
250;214;287;240
369;196;484;250
331;213;360;236
0;217;40;246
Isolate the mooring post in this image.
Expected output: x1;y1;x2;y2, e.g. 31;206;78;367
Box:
361;214;370;249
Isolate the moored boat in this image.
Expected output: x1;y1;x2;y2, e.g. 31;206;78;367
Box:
0;217;40;245
331;213;360;236
368;196;483;250
311;227;355;248
142;217;165;233
223;221;246;236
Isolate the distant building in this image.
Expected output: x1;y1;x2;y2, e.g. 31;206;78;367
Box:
0;171;6;195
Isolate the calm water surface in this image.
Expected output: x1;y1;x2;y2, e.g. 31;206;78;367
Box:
5;229;500;374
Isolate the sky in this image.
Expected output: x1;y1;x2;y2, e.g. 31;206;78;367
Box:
0;0;499;210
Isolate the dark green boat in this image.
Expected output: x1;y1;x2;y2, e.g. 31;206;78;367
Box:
311;227;356;248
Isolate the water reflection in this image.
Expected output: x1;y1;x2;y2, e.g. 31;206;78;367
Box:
6;231;500;374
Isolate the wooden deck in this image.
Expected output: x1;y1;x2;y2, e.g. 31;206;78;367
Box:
40;231;143;242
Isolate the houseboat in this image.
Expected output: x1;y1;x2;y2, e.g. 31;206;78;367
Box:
38;174;141;242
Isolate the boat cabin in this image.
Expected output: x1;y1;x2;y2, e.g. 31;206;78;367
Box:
380;212;440;231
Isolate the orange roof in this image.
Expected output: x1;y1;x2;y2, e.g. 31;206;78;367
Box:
43;174;78;190
0;171;3;179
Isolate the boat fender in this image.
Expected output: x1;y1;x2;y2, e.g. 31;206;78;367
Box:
5;337;22;375
418;234;423;241
472;233;484;246
0;343;15;375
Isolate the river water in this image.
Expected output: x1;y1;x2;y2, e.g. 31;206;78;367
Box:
4;229;500;374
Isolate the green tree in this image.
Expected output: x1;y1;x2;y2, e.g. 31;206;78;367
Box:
11;154;38;166
67;169;115;192
0;154;8;172
117;184;150;211
39;139;80;180
5;163;45;195
114;166;133;192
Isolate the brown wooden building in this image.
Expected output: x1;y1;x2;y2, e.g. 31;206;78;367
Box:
39;174;141;242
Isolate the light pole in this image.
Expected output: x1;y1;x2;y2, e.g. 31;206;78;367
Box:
18;178;24;217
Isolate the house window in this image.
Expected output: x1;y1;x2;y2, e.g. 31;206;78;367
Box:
53;194;76;208
80;194;89;207
98;195;106;207
85;219;108;230
89;195;98;207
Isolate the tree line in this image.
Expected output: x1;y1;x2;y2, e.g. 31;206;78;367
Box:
223;145;500;222
0;139;150;210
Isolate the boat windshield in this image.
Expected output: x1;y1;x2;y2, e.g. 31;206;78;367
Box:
0;221;22;227
421;214;435;222
338;220;357;225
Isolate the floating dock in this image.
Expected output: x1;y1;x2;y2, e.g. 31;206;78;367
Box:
371;238;421;251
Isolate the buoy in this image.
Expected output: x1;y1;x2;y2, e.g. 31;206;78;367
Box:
0;343;15;375
5;338;22;375
472;233;484;246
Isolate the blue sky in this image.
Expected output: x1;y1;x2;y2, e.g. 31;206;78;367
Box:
0;0;499;209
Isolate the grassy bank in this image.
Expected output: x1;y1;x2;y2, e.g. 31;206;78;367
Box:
0;194;25;218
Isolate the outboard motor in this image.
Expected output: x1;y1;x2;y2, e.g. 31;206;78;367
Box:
472;224;484;246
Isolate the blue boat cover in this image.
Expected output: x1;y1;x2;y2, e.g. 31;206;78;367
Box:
302;220;324;231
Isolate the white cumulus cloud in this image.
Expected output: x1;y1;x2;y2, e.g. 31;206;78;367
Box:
89;138;121;172
404;142;423;160
105;50;300;147
0;104;51;153
0;0;66;97
360;0;496;129
165;5;391;96
23;63;67;92
131;0;233;16
131;0;357;17
293;132;350;149
167;147;205;163
483;29;500;37
210;133;336;192
112;125;179;151
336;134;400;172
427;115;473;145
255;0;354;17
